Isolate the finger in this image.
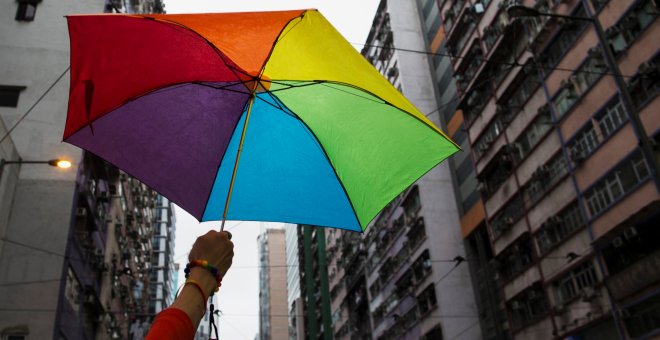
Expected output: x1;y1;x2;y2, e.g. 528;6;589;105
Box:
224;231;232;240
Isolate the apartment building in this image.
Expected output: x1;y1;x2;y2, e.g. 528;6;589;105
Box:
0;1;164;339
258;228;289;340
148;195;176;317
345;1;482;339
285;224;305;339
440;0;660;338
296;225;334;340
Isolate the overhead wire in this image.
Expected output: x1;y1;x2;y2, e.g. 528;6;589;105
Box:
1;231;472;272
354;40;642;80
0;67;69;145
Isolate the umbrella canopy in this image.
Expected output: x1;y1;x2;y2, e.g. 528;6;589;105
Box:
64;10;459;232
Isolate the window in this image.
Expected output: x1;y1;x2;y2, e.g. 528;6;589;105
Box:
573;53;607;93
489;194;524;237
553;81;578;117
540;6;588;67
554;261;599;303
585;150;650;217
508;285;548;329
507;68;540;109
0;86;26;107
402;187;421;220
15;0;39;21
625;292;660;338
497;235;535;281
536;202;584;254
474;116;503;158
411;249;432;284
595;96;627;139
516;107;552;156
523;152;568;205
606;0;657;54
65;267;82;313
416;284;438;315
629;57;659;109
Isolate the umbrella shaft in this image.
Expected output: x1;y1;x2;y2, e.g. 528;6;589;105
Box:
220;94;256;231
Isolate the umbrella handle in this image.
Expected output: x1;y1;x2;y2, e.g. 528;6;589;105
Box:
220;94;256;231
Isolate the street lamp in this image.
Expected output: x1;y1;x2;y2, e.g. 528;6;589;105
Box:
506;4;660;191
0;158;73;179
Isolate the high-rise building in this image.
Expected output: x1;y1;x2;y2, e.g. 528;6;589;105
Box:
285;224;305;339
440;0;660;338
356;1;483;339
325;227;371;339
297;225;333;340
0;1;164;339
148;196;176;317
258;228;289;340
419;0;505;338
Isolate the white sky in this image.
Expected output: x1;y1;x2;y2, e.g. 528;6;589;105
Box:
166;1;380;338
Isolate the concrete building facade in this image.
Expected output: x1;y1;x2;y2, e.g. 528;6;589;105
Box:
440;0;660;338
258;228;289;340
345;1;483;339
0;1;164;339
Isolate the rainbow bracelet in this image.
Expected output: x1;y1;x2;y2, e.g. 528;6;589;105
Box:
185;260;222;294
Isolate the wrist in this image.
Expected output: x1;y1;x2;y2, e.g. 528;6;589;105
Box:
189;267;217;296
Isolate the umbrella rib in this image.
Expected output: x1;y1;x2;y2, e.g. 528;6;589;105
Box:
193;81;252;95
217;10;311;229
272;79;460;150
267;92;364;232
141;16;255;93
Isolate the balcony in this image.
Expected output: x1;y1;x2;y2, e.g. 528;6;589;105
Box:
606;248;660;301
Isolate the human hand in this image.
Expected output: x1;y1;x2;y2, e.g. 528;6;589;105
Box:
188;230;234;295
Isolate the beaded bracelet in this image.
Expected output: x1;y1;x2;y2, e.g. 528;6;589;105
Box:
184;260;222;294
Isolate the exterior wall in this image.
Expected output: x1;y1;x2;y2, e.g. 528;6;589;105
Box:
0;2;99;338
388;0;481;338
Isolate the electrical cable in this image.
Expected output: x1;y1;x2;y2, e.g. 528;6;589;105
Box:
355;40;642;80
0;67;69;145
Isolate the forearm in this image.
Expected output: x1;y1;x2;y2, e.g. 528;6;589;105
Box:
171;267;217;330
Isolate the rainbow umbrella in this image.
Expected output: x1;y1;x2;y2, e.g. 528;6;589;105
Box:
64;10;458;232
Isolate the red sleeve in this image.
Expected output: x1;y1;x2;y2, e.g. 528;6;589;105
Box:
145;308;195;340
